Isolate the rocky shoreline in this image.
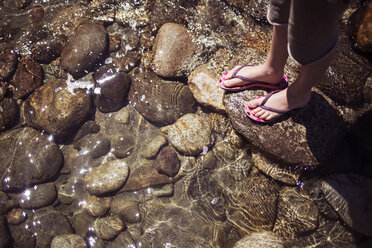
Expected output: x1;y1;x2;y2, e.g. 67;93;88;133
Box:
0;0;371;247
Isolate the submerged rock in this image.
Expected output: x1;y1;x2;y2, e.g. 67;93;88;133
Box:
111;195;142;224
152;23;196;77
348;1;372;53
321;173;372;236
61;21;107;78
30;207;74;248
111;134;135;158
129;68;196;125
107;231;137;248
31;38;64;64
224;89;347;167
18;183;57;209
251;150;301;185
11;57;43;99
24;79;92;139
142;135;168;159
84;159;129;195
0;48;17;81
188;64;226;112
154;146;180;177
161;113;213;156
227;170;280;235
6;208;27;225
74;133;111;159
83;195;111;217
0;97;19;131
0;127;63;191
0;216;11;248
93;215;123;240
233;231;285;248
51;234;87;248
273;187;319;242
93;64;131;113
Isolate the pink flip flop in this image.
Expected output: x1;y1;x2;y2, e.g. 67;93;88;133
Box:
244;90;288;123
219;65;288;92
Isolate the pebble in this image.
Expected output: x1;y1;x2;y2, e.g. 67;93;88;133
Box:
84;159;129;195
18;183;57;209
142;135;168;159
6;208;27;225
111;134;135;158
93;215;124;240
111;195;142;224
154;146;180;177
83;195;112;217
51;234;87;248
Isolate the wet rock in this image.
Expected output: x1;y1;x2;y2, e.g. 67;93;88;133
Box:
273;187;319;242
321;173;372;236
0;48;17;81
0;191;8;215
11;57;43;99
93;65;131;112
8;221;35;248
161;113;212;156
224;89;347;167
31;38;64;64
29;5;45;24
0;82;6;101
72;211;94;238
112;50;141;72
201;151;217;169
111;134;135;158
24;79;92;139
224;0;270;22
188;64;226;112
152;23;196;77
74;133;110;159
251;150;301;185
187;170;227;221
0;127;63;191
227;170;280;235
290;218;360;248
73;120;100;142
31;207;74;248
109;34;121;52
317;25;371;106
0;97;19;131
6;208;27;225
113;107;130;124
49;5;88;38
364;76;372;103
60;21;107;78
154;146;180;177
51;234;87;248
83;195;111;217
92;215;124;240
233;231;285;248
142;135;168;159
14;0;31;9
107;231;137;248
0;216;11;248
348;1;372;53
128;68;196;125
84;159;129;195
152;183;174;197
111;195;141;224
120;162;173;192
18;183;57;209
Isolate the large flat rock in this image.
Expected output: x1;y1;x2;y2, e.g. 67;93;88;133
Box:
223;89;347;167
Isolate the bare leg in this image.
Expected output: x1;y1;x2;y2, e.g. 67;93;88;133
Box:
247;50;336;121
222;25;289;87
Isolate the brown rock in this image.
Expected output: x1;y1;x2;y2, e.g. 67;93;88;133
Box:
51;234;87;248
128;68;196;125
6;208;27;225
0;48;17;81
0;127;63;191
152;23;196;77
93;64;130;113
93;215;123;240
18;183;57;209
0;97;19;131
11;57;43;99
31;38;64;64
60;21;107;78
24;79;91;139
154;146;180;177
348;1;372;53
224;89;347;167
29;5;45;24
188;64;226;112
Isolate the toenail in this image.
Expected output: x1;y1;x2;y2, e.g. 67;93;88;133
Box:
224;72;228;75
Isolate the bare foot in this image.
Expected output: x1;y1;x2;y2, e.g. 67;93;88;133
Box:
221;64;284;88
246;88;311;122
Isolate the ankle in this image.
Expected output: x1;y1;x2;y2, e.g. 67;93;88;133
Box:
261;63;284;78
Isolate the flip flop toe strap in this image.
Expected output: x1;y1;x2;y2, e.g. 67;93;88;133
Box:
259;90;288;114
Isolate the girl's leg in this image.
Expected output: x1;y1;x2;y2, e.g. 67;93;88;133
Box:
222;24;289;87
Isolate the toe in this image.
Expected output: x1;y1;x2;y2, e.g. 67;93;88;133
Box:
247;97;262;109
253;108;265;117
260;112;270;120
